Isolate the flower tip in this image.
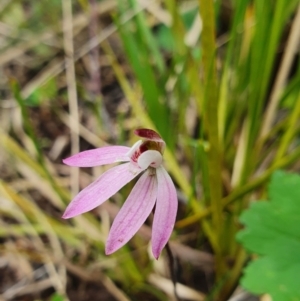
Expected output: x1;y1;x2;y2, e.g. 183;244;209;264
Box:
62;208;78;219
62;211;71;219
62;157;70;165
105;244;115;256
152;247;162;260
104;250;111;256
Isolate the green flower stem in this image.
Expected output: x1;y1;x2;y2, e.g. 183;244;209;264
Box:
219;247;247;299
198;0;223;272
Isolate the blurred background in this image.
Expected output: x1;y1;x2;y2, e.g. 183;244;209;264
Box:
1;0;300;300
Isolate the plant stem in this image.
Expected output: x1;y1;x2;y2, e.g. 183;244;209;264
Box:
165;243;180;301
198;0;223;274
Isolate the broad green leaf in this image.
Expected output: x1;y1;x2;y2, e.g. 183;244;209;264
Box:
237;171;300;301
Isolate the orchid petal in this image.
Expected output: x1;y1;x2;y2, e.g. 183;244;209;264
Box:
137;150;163;169
106;170;158;255
151;166;178;259
62;163;143;218
134;129;166;152
125;140;142;158
63;146;130;167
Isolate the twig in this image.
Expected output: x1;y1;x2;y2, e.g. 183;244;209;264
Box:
88;0;101;97
87;0;112;134
62;0;80;197
148;274;205;301
59;111;105;147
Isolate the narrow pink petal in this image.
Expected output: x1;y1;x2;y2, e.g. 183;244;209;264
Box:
106;169;158;255
62;163;143;218
63;146;130;167
151;166;178;259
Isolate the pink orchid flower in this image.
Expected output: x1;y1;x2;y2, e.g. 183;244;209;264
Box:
63;129;178;259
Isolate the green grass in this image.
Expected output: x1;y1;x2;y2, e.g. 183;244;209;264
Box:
1;0;300;300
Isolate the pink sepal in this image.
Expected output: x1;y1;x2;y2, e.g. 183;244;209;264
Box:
105;169;158;254
63;146;130;167
62;163;142;218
